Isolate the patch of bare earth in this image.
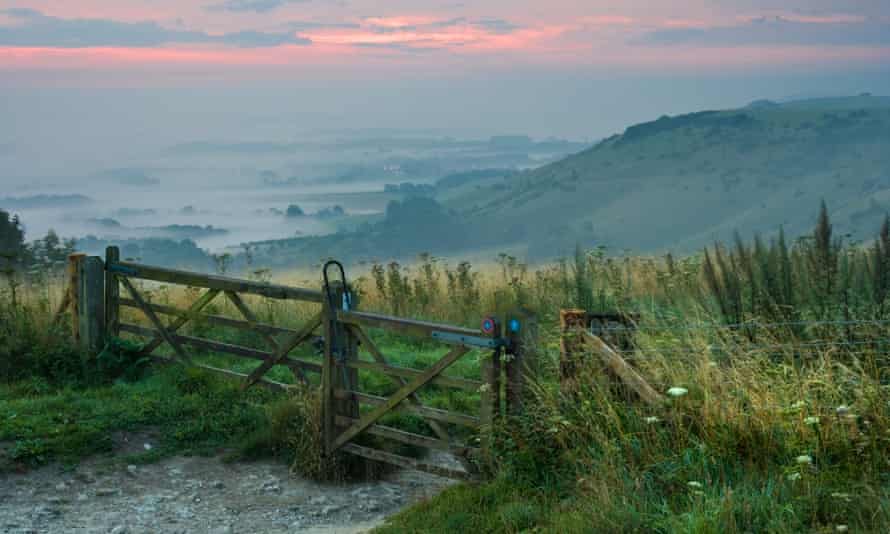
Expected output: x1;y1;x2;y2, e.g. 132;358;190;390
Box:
0;435;454;533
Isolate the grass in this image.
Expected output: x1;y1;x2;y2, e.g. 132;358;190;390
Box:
6;208;890;531
0;364;276;471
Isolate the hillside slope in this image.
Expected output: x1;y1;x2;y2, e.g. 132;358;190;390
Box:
461;95;890;256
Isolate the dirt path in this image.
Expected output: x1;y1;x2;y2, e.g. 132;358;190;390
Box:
0;449;453;534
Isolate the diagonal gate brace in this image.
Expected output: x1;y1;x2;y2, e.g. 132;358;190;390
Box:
330;345;469;452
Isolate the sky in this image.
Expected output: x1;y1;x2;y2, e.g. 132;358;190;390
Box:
1;1;890;147
1;0;889;84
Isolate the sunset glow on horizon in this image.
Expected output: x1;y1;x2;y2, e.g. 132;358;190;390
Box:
1;1;888;86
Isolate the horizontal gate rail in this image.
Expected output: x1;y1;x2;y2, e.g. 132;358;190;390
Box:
340;443;473;481
343;360;482;391
334;389;480;427
330;345;470;452
337;310;494;343
108;260;324;302
119;323;322;375
150;353;293;392
333;415;474;454
119;298;300;338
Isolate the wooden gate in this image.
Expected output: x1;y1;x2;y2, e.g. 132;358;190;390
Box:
57;249;536;481
320;282;524;480
104;246;325;389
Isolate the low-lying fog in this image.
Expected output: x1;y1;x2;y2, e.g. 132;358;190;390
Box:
1;90;588;254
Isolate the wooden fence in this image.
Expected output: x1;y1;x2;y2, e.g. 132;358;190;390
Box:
55;248;539;480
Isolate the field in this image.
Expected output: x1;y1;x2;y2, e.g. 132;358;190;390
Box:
4;207;890;532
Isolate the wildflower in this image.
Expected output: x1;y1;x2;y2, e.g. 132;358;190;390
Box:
687;481;703;489
831;492;851;501
667;387;688;398
804;416;820;425
836;525;848;532
644;416;661;424
836;405;850;417
796;455;813;465
790;400;806;410
787;472;801;481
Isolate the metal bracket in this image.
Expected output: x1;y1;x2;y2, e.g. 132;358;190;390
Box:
431;331;506;348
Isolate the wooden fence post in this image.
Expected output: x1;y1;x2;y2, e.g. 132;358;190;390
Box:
560;309;588;388
505;309;538;416
332;282;359;422
322;281;358;454
105;246;120;341
66;253;86;343
480;318;502;456
77;256;105;353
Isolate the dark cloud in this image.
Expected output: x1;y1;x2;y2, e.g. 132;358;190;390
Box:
0;8;310;47
638;16;890;47
205;0;311;14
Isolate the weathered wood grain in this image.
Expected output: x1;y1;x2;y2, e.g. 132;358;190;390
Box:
110;261;323;302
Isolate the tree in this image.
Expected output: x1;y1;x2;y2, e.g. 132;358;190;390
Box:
285;204;305;218
0;209;25;264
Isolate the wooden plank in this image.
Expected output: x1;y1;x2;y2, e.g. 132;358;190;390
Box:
322;299;336;454
120;277;191;363
105;247;120;339
146;353;292;392
119;323;322;374
582;331;666;407
560;309;588;385
226;291;309;385
337;310;488;341
340;443;472;481
480;321;502;439
334;390;480;427
344;359;482;392
242;312;323;390
330;345;469;452
334;416;469;454
109;260;323;302
78;257;106;353
348;325;452;442
141;288;221;355
66;253;86;341
505;310;537;416
119;298;298;338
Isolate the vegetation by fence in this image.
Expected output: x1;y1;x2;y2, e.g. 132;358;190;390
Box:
52;247;540;480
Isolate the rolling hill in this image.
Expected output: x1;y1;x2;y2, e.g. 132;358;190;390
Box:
456;95;890;256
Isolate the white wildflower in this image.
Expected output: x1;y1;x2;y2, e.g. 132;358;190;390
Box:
804;416;820;425
836;525;848;532
796;455;813;465
667;387;688;398
790;400;806;410
787;472;801;481
687;481;703;489
644;416;661;424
